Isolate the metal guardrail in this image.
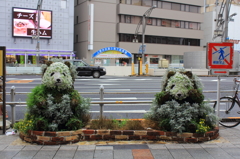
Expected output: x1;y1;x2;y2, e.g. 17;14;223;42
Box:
1;85;235;125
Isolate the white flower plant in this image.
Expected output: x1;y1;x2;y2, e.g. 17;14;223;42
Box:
145;69;218;133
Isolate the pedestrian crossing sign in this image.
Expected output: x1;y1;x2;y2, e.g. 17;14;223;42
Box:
207;42;234;69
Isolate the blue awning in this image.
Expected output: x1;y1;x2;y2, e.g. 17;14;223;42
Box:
92;47;132;58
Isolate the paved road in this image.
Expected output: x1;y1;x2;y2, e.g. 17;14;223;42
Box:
4;75;239;120
1;125;240;159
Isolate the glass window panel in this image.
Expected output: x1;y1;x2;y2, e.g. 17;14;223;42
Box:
185;22;189;28
180;21;184;28
120;15;125;23
120;0;126;4
162;2;171;10
6;54;17;67
131;16;141;24
157;19;161;26
162;19;171;27
175;21;181;28
181;4;185;11
125;15;131;23
172;3;181;11
126;0;131;4
150;58;159;64
162;37;167;44
157;37;161;43
189;22;198;29
152;36;156;43
132;0;141;6
146;18;152;25
185;5;189;12
152;18;157;26
153;0;158;7
189;6;199;13
142;0;151;7
158;1;162;8
171;21;175;27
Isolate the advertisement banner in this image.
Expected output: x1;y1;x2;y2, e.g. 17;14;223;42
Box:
12;7;52;38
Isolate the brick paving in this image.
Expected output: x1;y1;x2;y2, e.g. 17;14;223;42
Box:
0;125;240;159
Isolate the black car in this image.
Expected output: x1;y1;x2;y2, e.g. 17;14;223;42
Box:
64;59;106;78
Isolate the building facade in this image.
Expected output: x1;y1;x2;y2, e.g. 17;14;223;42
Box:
0;0;74;67
74;0;204;67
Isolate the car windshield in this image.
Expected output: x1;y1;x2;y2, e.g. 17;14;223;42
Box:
73;61;88;67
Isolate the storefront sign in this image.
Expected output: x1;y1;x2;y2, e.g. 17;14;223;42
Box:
92;47;132;58
12;7;52;39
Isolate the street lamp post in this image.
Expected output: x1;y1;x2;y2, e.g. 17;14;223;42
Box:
134;5;156;75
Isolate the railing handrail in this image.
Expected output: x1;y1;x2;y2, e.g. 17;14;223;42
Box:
0;99;218;105
0;90;236;95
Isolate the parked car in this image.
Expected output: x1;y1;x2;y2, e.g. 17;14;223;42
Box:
64;59;106;78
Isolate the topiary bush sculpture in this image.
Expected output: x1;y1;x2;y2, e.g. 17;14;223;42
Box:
145;69;218;133
14;60;90;134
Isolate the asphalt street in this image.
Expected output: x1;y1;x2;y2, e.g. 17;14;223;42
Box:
3;75;240;120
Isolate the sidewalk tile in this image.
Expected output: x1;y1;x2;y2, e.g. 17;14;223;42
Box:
94;150;113;159
132;149;154;159
96;145;113;150
12;150;38;159
204;148;234;159
114;150;133;159
77;145;95;150
186;148;214;159
53;150;76;159
74;150;94;159
148;144;167;150
33;150;58;159
168;149;194;159
151;149;174;159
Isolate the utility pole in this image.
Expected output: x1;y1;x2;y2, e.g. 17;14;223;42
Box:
36;0;43;51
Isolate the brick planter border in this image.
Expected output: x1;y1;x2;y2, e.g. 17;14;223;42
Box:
19;127;219;145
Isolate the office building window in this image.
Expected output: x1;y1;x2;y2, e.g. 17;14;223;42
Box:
142;0;152;7
180;21;184;28
132;0;141;6
153;0;158;7
146;18;152;25
189;22;198;29
162;19;171;27
119;34;200;46
76;16;78;24
172;3;181;11
152;18;157;26
157;19;161;26
125;15;131;23
185;22;189;29
180;4;185;11
162;2;171;10
185;5;189;12
189;5;199;13
157;1;162;8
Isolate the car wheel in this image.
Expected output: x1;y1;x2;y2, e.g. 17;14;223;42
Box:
93;71;100;78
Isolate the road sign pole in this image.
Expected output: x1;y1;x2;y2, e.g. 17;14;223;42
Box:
216;75;220;126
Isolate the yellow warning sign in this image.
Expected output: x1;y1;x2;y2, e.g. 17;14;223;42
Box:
6;80;33;83
0;50;2;76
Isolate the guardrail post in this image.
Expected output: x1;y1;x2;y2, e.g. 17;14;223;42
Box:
99;85;104;119
10;86;16;126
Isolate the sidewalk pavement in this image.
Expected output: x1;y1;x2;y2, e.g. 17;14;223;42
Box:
0;125;240;159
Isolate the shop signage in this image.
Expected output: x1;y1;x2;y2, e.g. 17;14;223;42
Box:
92;47;132;58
